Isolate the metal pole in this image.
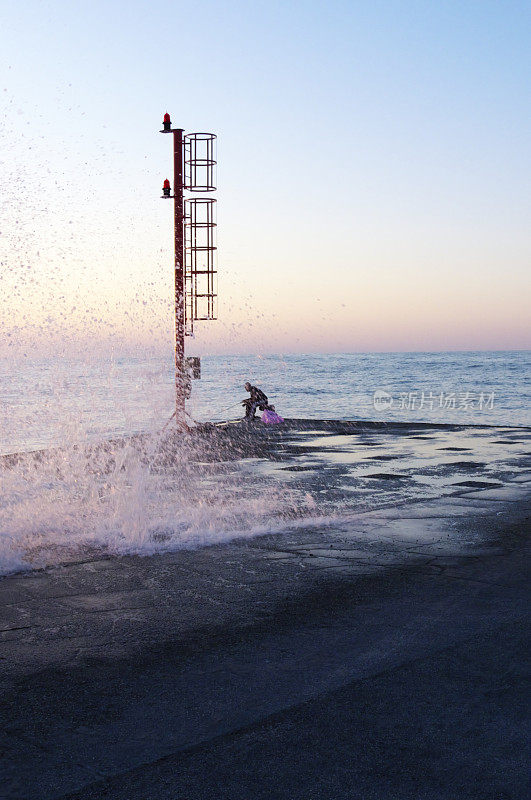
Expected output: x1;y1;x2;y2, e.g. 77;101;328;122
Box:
173;128;186;429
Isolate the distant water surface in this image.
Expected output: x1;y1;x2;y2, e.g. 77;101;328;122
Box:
1;351;529;456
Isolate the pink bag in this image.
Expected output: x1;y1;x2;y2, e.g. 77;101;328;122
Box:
261;409;284;424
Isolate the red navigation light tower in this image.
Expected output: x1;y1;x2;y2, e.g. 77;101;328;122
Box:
160;113;217;428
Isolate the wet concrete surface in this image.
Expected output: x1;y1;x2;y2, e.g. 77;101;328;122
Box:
0;420;529;799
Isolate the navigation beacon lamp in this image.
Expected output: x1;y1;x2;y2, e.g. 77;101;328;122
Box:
159;112;218;429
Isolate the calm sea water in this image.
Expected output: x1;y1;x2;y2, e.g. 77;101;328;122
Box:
1;351;529;456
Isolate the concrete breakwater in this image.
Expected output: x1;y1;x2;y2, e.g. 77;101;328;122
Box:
1;418;530;576
0;420;529;798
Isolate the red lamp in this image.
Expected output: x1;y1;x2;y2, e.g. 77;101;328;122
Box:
163;113;171;132
162;178;171;198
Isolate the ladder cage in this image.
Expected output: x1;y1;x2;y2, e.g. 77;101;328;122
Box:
184;133;217;192
184;197;217;335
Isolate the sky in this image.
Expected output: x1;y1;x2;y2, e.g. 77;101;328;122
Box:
1;0;530;356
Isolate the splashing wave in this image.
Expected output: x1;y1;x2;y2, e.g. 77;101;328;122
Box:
0;431;322;576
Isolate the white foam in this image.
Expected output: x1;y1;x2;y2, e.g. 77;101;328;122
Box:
0;432;323;576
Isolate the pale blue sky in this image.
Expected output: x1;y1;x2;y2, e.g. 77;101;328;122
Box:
1;0;530;354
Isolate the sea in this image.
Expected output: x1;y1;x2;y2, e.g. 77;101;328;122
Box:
1;351;529;456
0;351;529;577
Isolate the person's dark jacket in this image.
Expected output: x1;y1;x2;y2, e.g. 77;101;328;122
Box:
249;385;268;408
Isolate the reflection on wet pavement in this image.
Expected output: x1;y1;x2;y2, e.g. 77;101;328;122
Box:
236;422;530;519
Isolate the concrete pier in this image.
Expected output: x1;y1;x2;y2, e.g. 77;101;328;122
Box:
1;421;529;799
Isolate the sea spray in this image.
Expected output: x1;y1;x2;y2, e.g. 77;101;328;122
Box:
0;426;322;576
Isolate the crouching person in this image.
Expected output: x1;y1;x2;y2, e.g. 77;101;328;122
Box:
242;382;269;420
